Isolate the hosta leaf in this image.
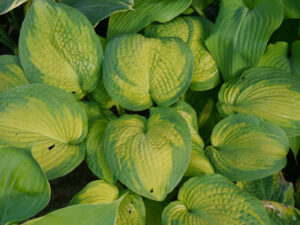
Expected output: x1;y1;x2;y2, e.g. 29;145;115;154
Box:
59;0;134;26
191;0;214;16
205;0;284;81
70;180;119;205
70;180;145;225
296;179;300;209
23;201;121;225
0;0;27;15
162;174;271;225
79;101;105;126
103;34;193;111
263;201;300;225
19;0;103;99
0;84;87;179
218;67;300;137
107;0;192;39
171;100;214;176
103;107;192;201
0;55;28;94
237;172;294;206
0;147;50;225
91;78;115;109
258;41;300;76
289;136;300;160
283;0;300;19
145;16;219;91
206;114;289;181
85;119;116;183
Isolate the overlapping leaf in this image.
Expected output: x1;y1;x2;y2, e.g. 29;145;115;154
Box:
205;0;284;80
103;107;192;201
107;0;192;39
19;0;103;99
0;0;27;15
171;100;214;176
23;201;121;225
91;78;115;109
0;55;28;94
59;0;134;26
282;0;300;18
206;114;289;181
263;201;300;225
0;84;88;179
0;146;50;225
103;34;193;111
85;118;116;183
162;174;271;225
70;180;145;225
288;136;300;160
218;67;300;137
145;16;219;91
237;172;294;206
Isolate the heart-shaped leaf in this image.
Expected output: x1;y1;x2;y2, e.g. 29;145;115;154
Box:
0;0;27;15
23;200;121;225
103;34;193;111
107;0;192;39
59;0;134;26
70;180;145;225
0;146;50;225
103;107;192;201
19;0;103;99
206;114;289;181
237;172;295;206
162;174;271;225
0;55;28;94
145;16;219;91
85;119;116;183
263;201;300;225
217;67;300;137
205;0;284;80
171;100;214;176
0;84;87;179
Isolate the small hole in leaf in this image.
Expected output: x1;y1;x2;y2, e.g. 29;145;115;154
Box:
150;188;154;193
15;133;18;135
129;210;132;214
48;144;55;150
72;91;76;94
130;200;133;204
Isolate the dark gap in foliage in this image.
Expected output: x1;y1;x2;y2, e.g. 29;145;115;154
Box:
125;109;150;119
82;95;89;101
282;150;299;186
204;3;220;23
110;105;119;116
270;19;300;45
30;161;98;219
95;18;109;38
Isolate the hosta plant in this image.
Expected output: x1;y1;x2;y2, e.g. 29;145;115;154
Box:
0;0;299;224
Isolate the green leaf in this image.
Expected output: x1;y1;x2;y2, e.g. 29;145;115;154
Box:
107;0;192;40
59;0;133;26
206;114;289;181
162;174;271;225
145;16;219;91
0;84;88;180
70;180;145;225
0;0;27;15
103;34;193;111
218;67;300;137
85;119;116;183
282;0;300;18
144;198;165;225
237;172;295;206
0;55;28;94
205;0;284;81
296;178;300;209
19;0;103;99
191;0;214;16
171;100;214;176
79;101;106;126
23;201;121;225
289;136;300;160
103;107;192;201
263;201;300;225
91;78;115;109
258;41;300;76
0;146;50;225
